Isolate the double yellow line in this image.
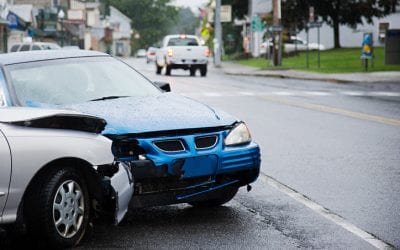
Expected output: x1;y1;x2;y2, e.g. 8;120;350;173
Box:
260;96;400;127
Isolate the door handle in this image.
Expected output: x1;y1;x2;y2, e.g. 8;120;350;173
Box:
0;192;5;197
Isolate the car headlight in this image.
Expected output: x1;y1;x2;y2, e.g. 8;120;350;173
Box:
224;122;252;146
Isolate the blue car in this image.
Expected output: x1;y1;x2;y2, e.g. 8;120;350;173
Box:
0;50;260;209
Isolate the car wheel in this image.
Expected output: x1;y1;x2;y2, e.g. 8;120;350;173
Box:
25;167;90;248
189;186;238;207
200;65;207;77
165;65;171;76
189;68;196;77
156;64;162;74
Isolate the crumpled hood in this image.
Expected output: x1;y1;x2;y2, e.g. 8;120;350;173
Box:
65;93;237;135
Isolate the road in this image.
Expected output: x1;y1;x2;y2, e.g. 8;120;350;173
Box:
2;58;399;249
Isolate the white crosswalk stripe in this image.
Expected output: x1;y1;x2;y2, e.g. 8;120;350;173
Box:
180;91;400;98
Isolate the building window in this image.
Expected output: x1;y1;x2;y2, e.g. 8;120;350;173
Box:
52;0;60;8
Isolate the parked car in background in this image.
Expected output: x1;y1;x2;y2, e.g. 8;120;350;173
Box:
136;49;147;58
284;36;326;53
62;45;80;50
9;42;61;52
0;50;260;215
0;108;133;248
156;34;210;76
260;36;326;55
146;47;157;63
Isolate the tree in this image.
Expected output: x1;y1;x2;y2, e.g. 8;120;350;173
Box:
281;0;397;48
109;0;178;50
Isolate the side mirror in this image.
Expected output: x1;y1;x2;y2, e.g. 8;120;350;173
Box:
154;81;171;92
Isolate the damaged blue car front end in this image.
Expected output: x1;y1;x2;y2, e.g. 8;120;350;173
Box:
109;125;260;207
0;50;261;207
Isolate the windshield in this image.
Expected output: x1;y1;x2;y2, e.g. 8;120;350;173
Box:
7;56;161;106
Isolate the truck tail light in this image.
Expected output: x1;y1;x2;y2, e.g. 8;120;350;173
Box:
204;47;210;57
167;48;173;57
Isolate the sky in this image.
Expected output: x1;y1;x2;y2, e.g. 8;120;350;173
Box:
171;0;208;13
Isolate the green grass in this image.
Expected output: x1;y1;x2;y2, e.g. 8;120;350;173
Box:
235;47;400;73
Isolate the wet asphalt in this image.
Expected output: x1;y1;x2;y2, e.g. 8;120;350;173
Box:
1;58;399;249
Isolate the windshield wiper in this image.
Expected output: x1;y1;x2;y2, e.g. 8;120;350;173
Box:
89;96;130;102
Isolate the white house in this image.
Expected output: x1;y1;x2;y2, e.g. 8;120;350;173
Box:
109;6;131;57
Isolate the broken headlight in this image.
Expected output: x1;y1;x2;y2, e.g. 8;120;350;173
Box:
224;122;252;146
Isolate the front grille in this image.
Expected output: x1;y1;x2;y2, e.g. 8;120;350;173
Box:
195;135;218;149
154;140;185;152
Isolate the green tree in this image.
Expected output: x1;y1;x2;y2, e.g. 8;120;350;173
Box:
281;0;398;48
109;0;178;50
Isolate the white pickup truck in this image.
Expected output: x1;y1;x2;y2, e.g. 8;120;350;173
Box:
155;34;210;77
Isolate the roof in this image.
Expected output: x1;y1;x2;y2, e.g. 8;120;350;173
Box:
110;6;131;23
9;4;33;23
0;50;108;65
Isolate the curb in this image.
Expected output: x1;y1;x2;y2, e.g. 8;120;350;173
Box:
223;71;354;84
220;63;400;84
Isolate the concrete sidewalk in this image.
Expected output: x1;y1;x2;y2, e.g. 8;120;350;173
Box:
220;62;400;84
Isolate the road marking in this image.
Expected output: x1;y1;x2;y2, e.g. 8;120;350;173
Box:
302;91;333;96
341;91;367;96
203;92;222;97
181;91;400;98
259;96;400;127
367;92;400;97
272;91;294;96
260;173;395;250
238;91;256;96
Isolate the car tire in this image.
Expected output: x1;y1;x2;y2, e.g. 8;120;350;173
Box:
24;167;90;248
165;65;171;76
189;68;196;77
156;64;162;74
200;65;207;77
188;186;238;207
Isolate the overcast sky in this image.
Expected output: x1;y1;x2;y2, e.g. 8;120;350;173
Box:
171;0;208;12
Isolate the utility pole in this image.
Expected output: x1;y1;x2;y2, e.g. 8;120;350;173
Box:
214;0;222;67
272;0;282;66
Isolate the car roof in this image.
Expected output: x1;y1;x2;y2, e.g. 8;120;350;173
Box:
0;50;109;66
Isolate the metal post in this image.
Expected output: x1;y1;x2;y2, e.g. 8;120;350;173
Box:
317;23;320;68
272;0;281;66
61;20;64;47
214;0;222;67
306;27;309;68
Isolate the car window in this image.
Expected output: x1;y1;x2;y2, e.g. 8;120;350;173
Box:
7;57;161;106
41;44;60;50
167;38;198;46
32;45;41;50
19;44;31;51
10;44;20;52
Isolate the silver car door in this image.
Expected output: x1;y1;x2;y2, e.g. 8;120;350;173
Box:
0;129;11;217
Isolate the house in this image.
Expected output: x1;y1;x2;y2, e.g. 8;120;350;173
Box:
109;6;131;57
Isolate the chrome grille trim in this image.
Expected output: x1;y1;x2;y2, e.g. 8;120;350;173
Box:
195;135;218;150
153;139;185;153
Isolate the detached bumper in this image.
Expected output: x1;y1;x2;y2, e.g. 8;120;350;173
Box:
108;162;134;224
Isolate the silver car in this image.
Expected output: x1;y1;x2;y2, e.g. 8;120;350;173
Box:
0;108;133;248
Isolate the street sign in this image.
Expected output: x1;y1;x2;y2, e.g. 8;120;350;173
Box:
361;33;373;59
268;25;282;32
220;5;231;22
307;22;322;28
251;16;264;32
309;6;314;23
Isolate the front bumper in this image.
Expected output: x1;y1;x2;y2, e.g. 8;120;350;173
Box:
117;130;261;207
